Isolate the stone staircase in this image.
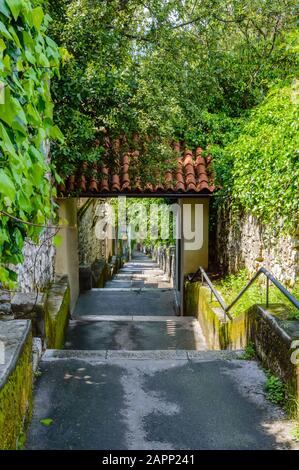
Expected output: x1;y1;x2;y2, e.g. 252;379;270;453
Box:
25;252;298;450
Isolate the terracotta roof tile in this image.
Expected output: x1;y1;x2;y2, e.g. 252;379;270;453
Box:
58;139;215;196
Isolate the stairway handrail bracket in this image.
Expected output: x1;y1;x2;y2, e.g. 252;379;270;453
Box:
188;266;299;322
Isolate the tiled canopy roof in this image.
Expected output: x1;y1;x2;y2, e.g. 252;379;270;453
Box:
57;140;215;197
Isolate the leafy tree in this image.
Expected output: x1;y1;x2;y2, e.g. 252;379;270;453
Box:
48;0;298;175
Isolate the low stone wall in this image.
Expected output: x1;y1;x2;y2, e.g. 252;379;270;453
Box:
213;206;299;287
10;276;70;349
185;282;299;414
248;304;299;414
151;245;175;286
0;320;32;450
79;255;123;291
185;283;247;349
45;276;70;349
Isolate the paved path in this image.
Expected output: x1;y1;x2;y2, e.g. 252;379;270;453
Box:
26;351;297;450
26;251;298;450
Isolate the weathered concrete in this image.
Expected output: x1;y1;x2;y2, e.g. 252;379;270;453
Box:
74;289;176;316
65;318;206;351
26;353;298;450
74;252;176;316
26;251;299;450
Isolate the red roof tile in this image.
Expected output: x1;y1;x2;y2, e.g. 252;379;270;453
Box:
58;141;215;196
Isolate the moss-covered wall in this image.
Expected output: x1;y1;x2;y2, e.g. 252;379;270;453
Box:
0;330;32;450
184;282;247;349
184;281;299;415
247;305;299;415
45;277;70;349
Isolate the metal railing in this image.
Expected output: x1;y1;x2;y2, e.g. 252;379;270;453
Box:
188;266;299;322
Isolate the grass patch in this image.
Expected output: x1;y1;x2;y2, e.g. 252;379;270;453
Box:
293;424;299;442
214;270;299;318
240;341;256;360
265;372;286;406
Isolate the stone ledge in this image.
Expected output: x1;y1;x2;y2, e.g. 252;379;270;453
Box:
45;276;70;349
0;320;31;390
0;320;32;449
11;292;46;337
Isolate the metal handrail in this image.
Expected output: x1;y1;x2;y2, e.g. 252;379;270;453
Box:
188;266;299;322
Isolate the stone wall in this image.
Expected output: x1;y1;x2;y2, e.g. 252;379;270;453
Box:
14;230;55;293
150;245;176;287
0;320;33;449
78;198;113;265
185;282;299;415
213;206;299;286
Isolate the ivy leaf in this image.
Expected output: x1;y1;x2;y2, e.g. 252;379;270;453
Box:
0;122;18;158
0;170;16;202
0;1;11;18
38;52;50;68
8;25;21;48
49;125;64;142
40;418;54;427
26;103;41;126
6;0;22;21
0;86;15;125
0;21;12;40
32;6;44;31
53;234;62;247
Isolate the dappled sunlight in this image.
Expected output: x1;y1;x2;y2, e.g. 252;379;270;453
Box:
63;368;104;386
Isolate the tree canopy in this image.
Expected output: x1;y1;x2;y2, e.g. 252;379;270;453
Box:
48;0;298;177
0;0;298;284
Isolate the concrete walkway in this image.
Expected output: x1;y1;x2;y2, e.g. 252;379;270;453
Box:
26;251;298;450
70;251;205;350
26;351;297;450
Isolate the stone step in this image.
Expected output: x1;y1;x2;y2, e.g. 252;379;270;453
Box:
65;318;207;351
91;287;173;292
71;315;195;321
42;349;245;361
74;289;176;316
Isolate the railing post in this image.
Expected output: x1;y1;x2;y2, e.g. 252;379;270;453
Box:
266;276;269;308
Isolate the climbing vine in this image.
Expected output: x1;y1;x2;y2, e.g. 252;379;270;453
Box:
213;76;299;235
0;0;61;285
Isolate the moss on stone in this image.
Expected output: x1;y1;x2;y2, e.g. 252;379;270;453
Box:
185;281;299;417
45;281;70;349
185;282;247;349
0;332;33;450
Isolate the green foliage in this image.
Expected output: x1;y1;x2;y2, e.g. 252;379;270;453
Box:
47;0;298;184
240;341;256;360
293;424;299;441
265;373;286;406
0;0;60;285
215;78;299;235
40;418;53;426
287;309;299;321
215;269;299;317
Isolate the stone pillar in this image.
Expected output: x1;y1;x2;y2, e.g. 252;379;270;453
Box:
55;198;79;314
